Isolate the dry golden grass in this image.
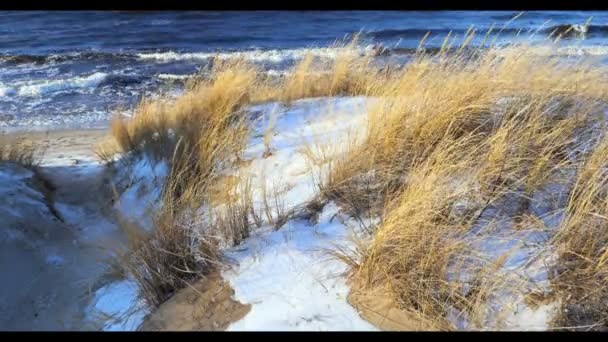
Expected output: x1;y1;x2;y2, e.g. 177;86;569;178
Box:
107;44;376;307
211;174;257;247
113;212;220;308
107;42;379;309
95;136;122;163
318;38;608;330
262;106;278;158
259;172;289;230
0;134;39;167
107;30;608;328
550;134;608;329
109;61;258;308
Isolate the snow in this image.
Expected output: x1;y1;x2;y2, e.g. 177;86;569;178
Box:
0;163;51;225
225;96;577;330
37;148;148;329
74;156;169;331
44;253;65;267
444;177;571;330
214;97;377;330
224;202;377;331
114;157;168;231
52;95;575;331
182;95;567;330
86;279;149;331
85;97;374;331
240;97;371;212
501;301;560;331
157;73;191;81
40;148;122;244
54;201;118;243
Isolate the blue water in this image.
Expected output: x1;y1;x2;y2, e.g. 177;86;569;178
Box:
1;11;606;131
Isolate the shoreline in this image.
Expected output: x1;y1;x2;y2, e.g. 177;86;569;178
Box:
4;126;108;140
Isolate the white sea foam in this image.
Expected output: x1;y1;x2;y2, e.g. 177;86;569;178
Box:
0;85;16;97
556;45;608;56
137;47;360;63
15;72;107;97
492;44;608;57
0;110;110;132
157;73;191;80
0;72;108;99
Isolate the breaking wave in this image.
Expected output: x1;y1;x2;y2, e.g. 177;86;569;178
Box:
544;24;608;38
0;72;108;98
136;47;360;63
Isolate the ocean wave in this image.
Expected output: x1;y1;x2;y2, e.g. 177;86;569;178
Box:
0;52;137;66
136;47;359;63
0;85;17;97
382;43;608;59
157;73;191;81
488;45;608;57
46;52;137;63
98;74;145;87
554;45;608;56
362;27;524;40
363;28;451;39
544;24;608;38
0;110;110;132
1;72;107;98
545;24;589;38
0;54;48;65
265;69;288;77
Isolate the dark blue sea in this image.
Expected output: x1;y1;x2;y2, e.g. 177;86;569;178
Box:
1;11;607;131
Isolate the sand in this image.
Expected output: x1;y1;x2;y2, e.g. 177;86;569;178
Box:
7;128;109;165
0;128;122;330
1;128;250;331
139;271;251;331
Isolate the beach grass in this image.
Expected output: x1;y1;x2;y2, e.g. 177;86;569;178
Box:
107;30;608;329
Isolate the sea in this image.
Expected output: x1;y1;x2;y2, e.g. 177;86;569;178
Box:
1;11;607;131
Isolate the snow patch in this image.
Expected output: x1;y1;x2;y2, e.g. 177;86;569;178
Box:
0;163;50;221
217;97;375;330
44;253;65;267
224;202;377;331
86;279;148;331
240;97;371;214
114;157;169;231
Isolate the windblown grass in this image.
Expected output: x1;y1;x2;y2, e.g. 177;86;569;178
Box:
113;211;221;308
109;60;258;308
0;134;39;168
107;42;378;308
551;134;608;330
107;29;608;329
320;37;608;329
